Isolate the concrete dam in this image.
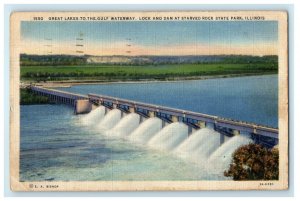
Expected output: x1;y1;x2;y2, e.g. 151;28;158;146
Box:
30;85;278;172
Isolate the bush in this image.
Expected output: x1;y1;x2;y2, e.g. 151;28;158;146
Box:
20;88;50;105
224;143;279;180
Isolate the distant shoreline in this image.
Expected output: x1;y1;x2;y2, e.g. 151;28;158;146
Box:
21;72;277;88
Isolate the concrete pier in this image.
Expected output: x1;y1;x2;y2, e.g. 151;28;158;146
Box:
171;115;179;122
129;107;135;113
104;107;109;114
220;134;225;145
75;100;92;114
121;111;125;118
139;115;144;123
149;111;156;118
162;120;166;128
188;126;193;135
232;129;240;135
197;121;206;129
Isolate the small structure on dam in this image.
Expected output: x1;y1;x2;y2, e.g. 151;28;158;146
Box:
75;99;93;114
30;86;279;148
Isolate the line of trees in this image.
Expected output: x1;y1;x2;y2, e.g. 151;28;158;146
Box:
20;54;278;66
20;54;87;66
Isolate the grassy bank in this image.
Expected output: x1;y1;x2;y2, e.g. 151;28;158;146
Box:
20;88;50;105
21;63;278;82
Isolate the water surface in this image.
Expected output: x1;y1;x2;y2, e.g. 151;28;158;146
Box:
58;75;278;127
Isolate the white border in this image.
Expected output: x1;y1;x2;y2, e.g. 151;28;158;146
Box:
1;1;298;200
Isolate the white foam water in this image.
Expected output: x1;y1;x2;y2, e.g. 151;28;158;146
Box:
207;135;252;174
148;122;188;151
82;109;254;178
96;109;121;131
128;117;163;144
174;128;220;164
175;128;217;153
193;131;221;160
105;113;140;137
80;106;106;126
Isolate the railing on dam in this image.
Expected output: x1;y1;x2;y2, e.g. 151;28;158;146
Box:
30;86;93;114
88;93;278;147
31;86;88;105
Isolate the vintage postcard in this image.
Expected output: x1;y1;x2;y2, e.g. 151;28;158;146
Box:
10;11;288;191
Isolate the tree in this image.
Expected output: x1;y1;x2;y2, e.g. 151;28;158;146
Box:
224;143;279;180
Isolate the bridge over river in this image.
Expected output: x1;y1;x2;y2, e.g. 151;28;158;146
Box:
30;86;278;147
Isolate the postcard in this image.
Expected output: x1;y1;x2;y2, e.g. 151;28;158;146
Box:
10;11;288;191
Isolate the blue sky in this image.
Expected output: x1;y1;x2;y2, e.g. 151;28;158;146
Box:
21;21;278;56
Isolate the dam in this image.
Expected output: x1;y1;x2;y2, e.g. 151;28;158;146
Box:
30;85;278;148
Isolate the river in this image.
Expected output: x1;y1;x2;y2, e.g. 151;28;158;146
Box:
20;74;277;181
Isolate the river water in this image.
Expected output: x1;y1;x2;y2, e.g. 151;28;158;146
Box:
59;74;278;127
20;75;278;181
